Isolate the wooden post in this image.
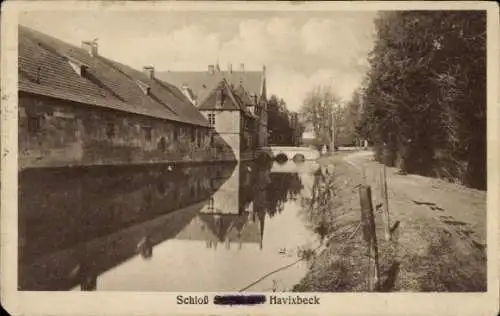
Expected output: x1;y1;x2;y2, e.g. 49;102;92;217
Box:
359;185;380;291
361;166;366;185
380;165;391;241
331;107;336;154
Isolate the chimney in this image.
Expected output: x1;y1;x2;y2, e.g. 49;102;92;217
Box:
143;66;155;79
81;41;98;57
239;63;245;72
228;63;232;73
208;64;215;74
262;64;266;74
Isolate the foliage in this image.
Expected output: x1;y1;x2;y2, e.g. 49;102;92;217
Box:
299;86;345;151
357;11;486;189
300;166;345;242
267;95;304;146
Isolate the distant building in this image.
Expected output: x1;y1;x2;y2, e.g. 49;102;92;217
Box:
18;26;234;169
301;125;317;147
157;63;268;160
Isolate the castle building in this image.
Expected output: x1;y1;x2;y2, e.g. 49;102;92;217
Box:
157;63;268;161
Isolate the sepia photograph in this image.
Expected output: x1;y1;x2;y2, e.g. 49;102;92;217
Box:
1;1;499;315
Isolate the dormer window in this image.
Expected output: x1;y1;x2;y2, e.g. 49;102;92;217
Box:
66;57;90;78
136;80;151;95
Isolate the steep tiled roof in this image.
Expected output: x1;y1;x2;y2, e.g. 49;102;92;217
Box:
197;78;257;119
156;69;264;104
234;85;254;107
174;212;263;244
18;25;209;127
197;79;240;111
233;85;258;119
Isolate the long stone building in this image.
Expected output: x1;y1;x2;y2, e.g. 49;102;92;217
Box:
18;26;236;169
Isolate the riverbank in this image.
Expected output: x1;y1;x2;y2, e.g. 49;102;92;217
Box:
293;151;487;292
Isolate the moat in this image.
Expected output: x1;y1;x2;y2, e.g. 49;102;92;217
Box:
18;160;325;292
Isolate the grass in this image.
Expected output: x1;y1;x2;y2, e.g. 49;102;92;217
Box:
292;154;487;292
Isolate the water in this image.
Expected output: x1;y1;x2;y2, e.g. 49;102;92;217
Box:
18;160;323;292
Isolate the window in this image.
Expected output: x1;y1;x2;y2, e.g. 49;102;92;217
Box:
106;122;115;139
190;184;195;198
157;181;166;195
173;128;179;141
157;137;166;152
67;58;89;78
208;113;215;127
136;80;151;95
81;67;88;77
208;197;214;211
143;126;152;142
197;130;203;147
27;115;41;135
191;127;196;142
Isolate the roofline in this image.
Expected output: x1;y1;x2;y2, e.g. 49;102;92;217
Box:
20;26;209;127
18;90;212;128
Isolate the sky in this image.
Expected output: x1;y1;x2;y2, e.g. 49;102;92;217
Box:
20;10;377;111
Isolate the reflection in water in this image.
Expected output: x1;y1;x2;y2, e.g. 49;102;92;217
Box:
19;161;319;291
299;164;350;244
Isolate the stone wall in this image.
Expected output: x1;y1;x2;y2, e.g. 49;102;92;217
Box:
19;93;236;169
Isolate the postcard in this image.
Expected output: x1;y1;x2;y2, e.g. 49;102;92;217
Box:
1;1;499;315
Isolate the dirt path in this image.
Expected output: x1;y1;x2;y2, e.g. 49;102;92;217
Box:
344;151;486;246
293;151;487;292
343;151;487;291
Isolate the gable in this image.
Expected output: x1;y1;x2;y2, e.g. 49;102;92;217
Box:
198;79;242;111
156;70;264;104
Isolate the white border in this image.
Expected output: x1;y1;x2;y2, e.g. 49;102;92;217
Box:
1;2;499;316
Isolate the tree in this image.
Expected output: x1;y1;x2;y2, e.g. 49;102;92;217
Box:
358;11;486;189
299;86;343;152
267;95;303;146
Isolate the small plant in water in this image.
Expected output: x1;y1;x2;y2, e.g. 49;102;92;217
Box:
297;246;316;262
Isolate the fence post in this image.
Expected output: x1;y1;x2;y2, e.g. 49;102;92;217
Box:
359;185;380;291
361;166;367;185
380;165;391;241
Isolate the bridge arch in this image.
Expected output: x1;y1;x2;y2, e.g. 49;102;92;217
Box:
292;153;305;162
275;153;288;163
256;146;320;162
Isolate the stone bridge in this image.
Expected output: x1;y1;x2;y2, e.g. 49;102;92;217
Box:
256;146;320;162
